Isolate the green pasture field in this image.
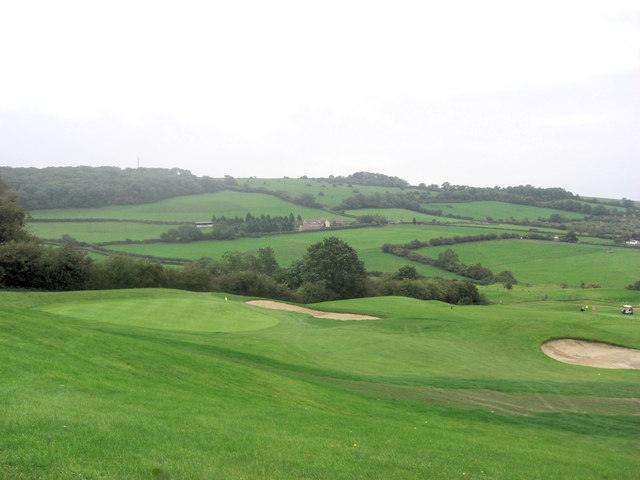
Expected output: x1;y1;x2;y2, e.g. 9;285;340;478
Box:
421;239;640;289
107;224;513;275
239;177;426;207
573;197;629;213
344;208;461;224
27;221;171;243
1;288;638;479
30;190;347;223
422;201;588;221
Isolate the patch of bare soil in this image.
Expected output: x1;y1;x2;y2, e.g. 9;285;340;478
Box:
541;338;640;370
246;300;380;321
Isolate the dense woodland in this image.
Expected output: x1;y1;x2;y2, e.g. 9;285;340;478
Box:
0;166;230;209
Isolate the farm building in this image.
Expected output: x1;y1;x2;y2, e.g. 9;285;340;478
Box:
194;221;214;228
299;218;347;231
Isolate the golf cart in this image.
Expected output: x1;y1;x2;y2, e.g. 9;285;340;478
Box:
621;305;634;315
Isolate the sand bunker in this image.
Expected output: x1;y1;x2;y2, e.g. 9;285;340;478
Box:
541;339;640;369
246;300;380;321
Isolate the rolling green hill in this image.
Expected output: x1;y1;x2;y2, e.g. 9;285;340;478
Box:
421;239;640;288
344;208;458;223
28;221;173;243
422;200;588;221
107;224;512;274
239;177;424;207
30;190;348;223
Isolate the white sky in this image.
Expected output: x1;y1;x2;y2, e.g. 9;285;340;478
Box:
1;0;639;199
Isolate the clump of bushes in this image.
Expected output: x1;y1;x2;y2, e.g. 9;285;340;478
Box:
626;280;640;291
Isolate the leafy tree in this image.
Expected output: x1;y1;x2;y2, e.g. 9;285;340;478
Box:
494;270;517;285
296;281;334;303
0;240;45;288
435;248;459;268
0;177;32;244
214;272;292;300
299;237;367;299
97;255;142;289
296;193;322;208
356;214;388;225
625;280;640;291
256;247;281;277
39;244;93;290
396;265;419;280
177;263;214;291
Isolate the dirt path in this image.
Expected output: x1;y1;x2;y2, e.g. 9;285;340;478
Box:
541;339;640;369
246;300;380;321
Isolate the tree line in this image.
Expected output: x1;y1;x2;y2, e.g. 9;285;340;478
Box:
332;189;628;218
160;213;299;242
382;234;519;285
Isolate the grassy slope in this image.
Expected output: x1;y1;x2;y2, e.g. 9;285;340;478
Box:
422;201;588;220
109;224;514;276
23;187;633;285
422;239;640;288
27;221;172;243
1;289;638;479
344;208;461;223
238;177;421;207
30;190;348;222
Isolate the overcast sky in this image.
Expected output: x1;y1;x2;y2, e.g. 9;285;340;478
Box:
1;0;639;199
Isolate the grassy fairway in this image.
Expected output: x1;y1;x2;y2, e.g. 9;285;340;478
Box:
1;289;639;479
39;290;279;332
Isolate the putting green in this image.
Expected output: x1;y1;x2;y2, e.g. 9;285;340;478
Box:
40;296;279;333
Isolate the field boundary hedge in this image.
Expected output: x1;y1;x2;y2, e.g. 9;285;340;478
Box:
381;233;521;284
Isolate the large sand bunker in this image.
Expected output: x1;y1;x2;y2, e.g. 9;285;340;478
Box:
541;339;640;369
246;300;380;321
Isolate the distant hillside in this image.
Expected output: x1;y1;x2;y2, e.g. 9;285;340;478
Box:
0;166;634;218
0;166;230;209
1;167;410;210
